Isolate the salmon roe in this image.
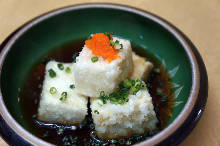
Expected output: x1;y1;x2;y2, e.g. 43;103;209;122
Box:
85;33;121;62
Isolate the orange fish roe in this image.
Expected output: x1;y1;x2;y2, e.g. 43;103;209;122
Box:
85;33;121;62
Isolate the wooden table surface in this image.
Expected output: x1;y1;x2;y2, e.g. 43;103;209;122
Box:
0;0;219;145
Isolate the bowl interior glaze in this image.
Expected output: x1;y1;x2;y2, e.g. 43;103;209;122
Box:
0;6;192;139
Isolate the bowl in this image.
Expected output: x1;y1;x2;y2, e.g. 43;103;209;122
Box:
0;3;208;146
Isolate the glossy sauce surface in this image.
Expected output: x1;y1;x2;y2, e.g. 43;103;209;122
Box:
19;40;174;145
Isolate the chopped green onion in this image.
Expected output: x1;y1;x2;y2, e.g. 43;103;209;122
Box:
120;44;123;49
60;92;67;101
65;67;71;73
100;91;105;96
99;91;107;104
49;87;57;94
105;32;112;40
141;83;146;88
62;135;78;144
48;69;56;78
91;56;98;63
57;63;64;70
109;97;117;104
115;40;119;45
126;140;132;145
118;99;124;104
109;39;123;49
113;40;122;49
134;135;143;141
57;127;64;135
98;79;146;105
130;86;138;95
119;139;126;144
123;79;133;88
90;123;95;129
135;79;142;86
69;84;75;89
62;136;69;143
156;88;163;96
90;131;96;137
94;110;99;114
72;137;78;143
87;35;92;39
110;139;117;144
104;33;124;50
154;68;161;74
110;40;115;46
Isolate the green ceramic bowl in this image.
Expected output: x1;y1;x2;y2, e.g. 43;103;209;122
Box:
0;3;208;146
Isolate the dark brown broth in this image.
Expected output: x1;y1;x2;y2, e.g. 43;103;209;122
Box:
19;40;174;146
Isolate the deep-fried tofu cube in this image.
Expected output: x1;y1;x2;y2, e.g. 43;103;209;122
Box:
91;89;158;139
74;37;133;97
130;52;153;80
37;61;88;124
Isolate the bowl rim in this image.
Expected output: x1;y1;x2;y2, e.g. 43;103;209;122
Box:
0;3;200;146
